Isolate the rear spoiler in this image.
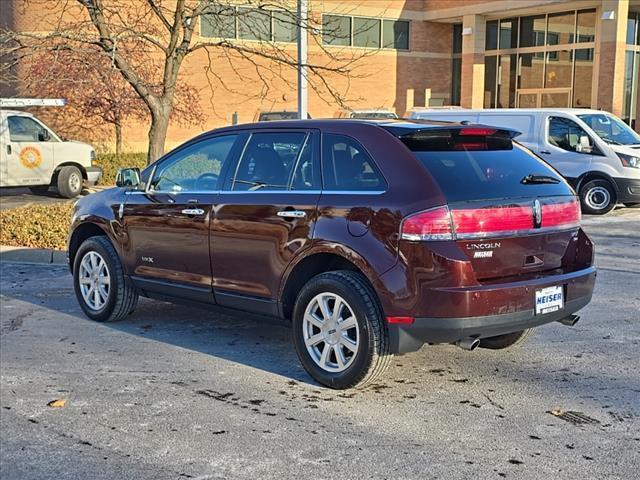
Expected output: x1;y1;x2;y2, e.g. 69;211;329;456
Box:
387;124;522;151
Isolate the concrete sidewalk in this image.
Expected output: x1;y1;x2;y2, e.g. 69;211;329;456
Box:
0;245;66;265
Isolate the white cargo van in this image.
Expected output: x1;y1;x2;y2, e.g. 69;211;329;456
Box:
409;108;640;214
0;104;101;198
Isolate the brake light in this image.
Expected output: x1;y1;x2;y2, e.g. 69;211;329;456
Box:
459;128;497;136
386;316;414;324
400;206;453;241
541;198;580;229
452;206;533;237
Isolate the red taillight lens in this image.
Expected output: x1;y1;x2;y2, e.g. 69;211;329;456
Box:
386;316;414;324
401;206;453;241
459;128;497;136
541;198;580;229
452;205;533;238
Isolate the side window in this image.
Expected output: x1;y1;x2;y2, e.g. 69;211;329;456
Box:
547;117;593;154
322;134;386;191
150;134;238;192
232;132;309;190
7;116;49;142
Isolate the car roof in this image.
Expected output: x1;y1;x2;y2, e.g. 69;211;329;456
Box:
412;108;605;115
0;110;33;117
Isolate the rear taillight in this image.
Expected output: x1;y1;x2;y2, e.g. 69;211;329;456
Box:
400;206;453;241
401;198;580;241
541;198;580;229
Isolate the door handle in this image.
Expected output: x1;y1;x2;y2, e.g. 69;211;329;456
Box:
181;208;205;215
277;210;306;219
539;150;551;155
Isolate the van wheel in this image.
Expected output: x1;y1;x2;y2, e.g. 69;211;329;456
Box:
479;329;534;350
29;185;49;195
57;166;83;198
73;236;138;322
579;179;616;215
292;271;392;389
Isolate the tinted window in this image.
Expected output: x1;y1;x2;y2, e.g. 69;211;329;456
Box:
353;17;380;48
322;134;385;191
273;10;296;43
150;135;238;192
8;116;48;142
237;7;271;41
547;117;594;153
201;5;236;38
232;132;309;190
398;136;567;202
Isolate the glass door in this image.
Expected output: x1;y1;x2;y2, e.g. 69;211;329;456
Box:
516;88;571;107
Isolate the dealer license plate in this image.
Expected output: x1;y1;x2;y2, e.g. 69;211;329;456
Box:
535;285;564;315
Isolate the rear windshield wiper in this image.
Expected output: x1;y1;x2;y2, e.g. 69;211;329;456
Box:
521;174;560;185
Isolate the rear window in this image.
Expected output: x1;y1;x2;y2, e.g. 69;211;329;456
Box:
396;128;570;202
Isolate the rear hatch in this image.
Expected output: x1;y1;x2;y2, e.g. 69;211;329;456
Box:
390;125;580;281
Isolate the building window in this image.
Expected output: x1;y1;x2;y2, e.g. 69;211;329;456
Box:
201;6;297;43
382;19;409;50
322;14;351;46
451;24;462;105
353;17;381;48
321;14;409;50
628;11;640;45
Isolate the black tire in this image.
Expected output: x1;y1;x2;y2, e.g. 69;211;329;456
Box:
579;179;616;215
479;329;534;350
28;185;49;195
73;236;138;322
292;270;392;389
57;165;83;198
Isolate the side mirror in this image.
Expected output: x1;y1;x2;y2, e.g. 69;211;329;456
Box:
38;129;50;142
576;135;592;154
116;168;141;188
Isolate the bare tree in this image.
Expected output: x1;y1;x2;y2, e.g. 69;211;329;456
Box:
1;0;381;163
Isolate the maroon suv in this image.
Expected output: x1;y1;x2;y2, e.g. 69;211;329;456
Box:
68;120;596;389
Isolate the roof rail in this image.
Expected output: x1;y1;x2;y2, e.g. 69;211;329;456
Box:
0;98;67;108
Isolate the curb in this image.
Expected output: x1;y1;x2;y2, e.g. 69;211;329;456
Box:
0;245;67;265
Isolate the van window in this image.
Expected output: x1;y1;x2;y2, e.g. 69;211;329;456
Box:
547;117;594;153
7;116;48;142
322;134;385;191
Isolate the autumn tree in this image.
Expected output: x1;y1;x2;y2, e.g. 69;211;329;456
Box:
2;0;377;163
25;48;203;154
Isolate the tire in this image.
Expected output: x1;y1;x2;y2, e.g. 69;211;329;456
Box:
579;179;616;215
292;270;392;389
28;185;49;195
479;329;534;350
73;236;138;322
57;165;83;198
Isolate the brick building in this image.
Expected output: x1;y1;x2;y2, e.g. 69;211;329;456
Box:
2;0;639;151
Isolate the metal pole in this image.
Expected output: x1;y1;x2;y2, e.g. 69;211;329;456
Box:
297;0;308;120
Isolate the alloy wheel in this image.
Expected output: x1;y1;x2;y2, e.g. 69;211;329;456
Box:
78;251;110;311
585;186;610;211
302;292;359;373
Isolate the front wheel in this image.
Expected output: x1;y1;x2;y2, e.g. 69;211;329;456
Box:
57;165;83;198
579;179;616;215
292;271;392;389
73;236;138;322
479;329;534;350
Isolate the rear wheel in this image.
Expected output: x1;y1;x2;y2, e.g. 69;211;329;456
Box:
28;185;49;195
57;166;83;198
73;236;138;322
479;329;534;350
579;179;616;215
292;271;392;389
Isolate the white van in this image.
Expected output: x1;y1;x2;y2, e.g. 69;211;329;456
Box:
409;108;640;214
0;109;101;198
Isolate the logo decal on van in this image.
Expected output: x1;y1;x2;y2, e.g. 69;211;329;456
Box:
19;147;42;169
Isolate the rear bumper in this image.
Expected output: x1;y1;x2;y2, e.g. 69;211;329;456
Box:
85;167;102;186
388;266;596;354
613;177;640;203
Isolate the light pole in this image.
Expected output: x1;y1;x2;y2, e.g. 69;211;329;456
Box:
297;0;308;120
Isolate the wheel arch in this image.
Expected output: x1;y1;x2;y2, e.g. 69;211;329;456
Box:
68;221;111;271
278;245;387;320
53;162;88;182
575;171;619;193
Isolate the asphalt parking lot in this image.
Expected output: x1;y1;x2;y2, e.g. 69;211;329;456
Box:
0;187;99;211
1;210;639;479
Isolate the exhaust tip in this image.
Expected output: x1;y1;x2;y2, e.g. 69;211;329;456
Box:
456;337;480;351
558;314;580;327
